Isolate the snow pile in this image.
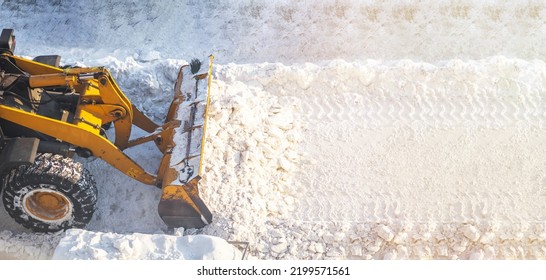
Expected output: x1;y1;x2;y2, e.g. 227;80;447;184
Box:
198;68;302;259
52;229;242;260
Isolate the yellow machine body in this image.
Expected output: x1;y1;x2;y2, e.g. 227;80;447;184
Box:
0;53;214;228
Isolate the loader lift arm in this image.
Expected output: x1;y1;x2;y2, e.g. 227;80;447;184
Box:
0;53;160;183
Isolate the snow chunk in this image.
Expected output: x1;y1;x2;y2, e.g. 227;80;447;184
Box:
270;242;288;255
461;225;481;242
375;225;395;242
267;112;294;131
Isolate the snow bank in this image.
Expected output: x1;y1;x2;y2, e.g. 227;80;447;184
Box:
52;229;242;260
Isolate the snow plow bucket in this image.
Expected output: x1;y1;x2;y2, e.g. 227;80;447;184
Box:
157;56;214;229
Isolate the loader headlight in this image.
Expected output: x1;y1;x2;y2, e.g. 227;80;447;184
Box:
0;29;16;53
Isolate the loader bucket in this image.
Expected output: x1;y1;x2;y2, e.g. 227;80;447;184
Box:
157;56;214;229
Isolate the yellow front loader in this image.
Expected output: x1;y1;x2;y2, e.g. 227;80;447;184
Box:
0;29;212;232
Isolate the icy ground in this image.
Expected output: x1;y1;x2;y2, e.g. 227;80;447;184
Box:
1;0;546;259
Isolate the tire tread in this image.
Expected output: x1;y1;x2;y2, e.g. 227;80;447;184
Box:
1;153;97;232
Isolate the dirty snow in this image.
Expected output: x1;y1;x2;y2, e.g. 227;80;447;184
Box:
1;0;546;260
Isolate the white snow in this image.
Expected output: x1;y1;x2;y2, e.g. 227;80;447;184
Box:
1;0;546;260
52;229;242;260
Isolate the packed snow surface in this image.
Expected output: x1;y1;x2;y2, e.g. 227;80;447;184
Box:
2;0;544;63
1;0;546;259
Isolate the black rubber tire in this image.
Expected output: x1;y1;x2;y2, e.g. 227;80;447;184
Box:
1;153;97;232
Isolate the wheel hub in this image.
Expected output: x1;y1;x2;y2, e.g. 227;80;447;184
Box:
23;187;72;222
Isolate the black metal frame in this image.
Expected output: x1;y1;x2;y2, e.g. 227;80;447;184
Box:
0;137;39;174
0;29;15;54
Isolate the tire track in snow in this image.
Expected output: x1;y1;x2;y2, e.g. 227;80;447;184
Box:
288;58;546;259
301;77;545;129
208;59;546;260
